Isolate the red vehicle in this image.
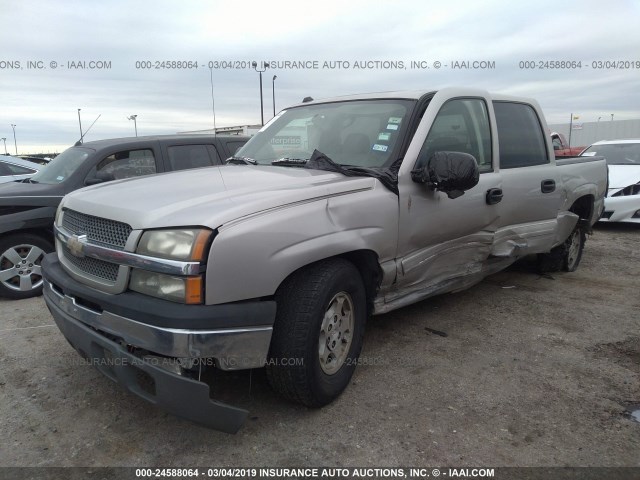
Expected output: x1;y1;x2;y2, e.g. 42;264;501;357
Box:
551;132;585;157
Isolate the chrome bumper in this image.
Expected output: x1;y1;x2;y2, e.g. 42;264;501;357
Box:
43;279;273;371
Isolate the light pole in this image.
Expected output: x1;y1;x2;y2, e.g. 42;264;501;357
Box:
252;61;269;125
11;124;17;155
1;137;6;155
272;75;277;117
127;115;138;137
610;114;614;121
597;116;602;122
77;108;83;142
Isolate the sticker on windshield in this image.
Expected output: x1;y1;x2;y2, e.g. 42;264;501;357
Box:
56;176;65;181
386;124;398;131
372;144;388;152
388;117;402;124
378;132;391;141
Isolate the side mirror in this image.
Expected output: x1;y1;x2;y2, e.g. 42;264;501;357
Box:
411;151;480;199
84;170;116;186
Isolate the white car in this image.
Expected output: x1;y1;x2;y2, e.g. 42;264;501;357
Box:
0;155;40;183
581;139;640;223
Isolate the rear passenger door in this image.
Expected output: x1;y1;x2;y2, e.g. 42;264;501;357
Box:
163;143;221;172
492;101;561;254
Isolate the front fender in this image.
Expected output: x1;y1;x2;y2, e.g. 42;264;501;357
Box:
205;187;398;305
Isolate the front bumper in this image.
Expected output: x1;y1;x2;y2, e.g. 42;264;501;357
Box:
601;195;640;223
42;253;277;432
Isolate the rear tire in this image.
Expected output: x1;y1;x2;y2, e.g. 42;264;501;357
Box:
0;233;53;299
538;224;586;273
266;259;366;407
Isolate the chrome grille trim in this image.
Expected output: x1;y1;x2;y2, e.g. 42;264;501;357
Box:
60;243;119;282
62;209;132;250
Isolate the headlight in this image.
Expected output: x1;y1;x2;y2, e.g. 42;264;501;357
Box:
129;269;203;304
136;229;212;261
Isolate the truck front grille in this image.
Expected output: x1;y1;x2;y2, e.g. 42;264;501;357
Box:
62;209;132;250
60;243;120;282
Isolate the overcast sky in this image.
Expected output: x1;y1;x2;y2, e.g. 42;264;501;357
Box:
1;0;639;153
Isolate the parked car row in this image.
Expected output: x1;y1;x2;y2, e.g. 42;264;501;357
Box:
0;134;248;298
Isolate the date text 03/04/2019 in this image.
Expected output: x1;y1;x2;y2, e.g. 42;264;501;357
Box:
519;60;640;69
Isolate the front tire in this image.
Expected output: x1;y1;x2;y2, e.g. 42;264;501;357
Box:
266;259;367;407
0;233;53;299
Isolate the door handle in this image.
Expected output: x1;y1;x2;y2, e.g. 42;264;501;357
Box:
486;188;503;205
541;179;556;193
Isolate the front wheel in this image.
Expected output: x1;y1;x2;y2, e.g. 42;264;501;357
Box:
0;233;53;299
266;259;366;407
538;225;586;273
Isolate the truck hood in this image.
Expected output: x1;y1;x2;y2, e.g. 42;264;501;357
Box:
607;164;640;191
61;165;378;230
0;180;66;207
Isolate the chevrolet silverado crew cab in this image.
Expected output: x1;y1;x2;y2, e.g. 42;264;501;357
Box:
0;134;248;299
41;88;607;433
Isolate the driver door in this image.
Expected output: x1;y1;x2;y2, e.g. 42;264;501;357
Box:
392;94;503;302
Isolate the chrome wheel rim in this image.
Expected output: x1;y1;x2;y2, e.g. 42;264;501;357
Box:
0;244;45;292
567;230;581;269
318;291;354;375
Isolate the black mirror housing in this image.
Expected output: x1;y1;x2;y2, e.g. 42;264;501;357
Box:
411;151;480;199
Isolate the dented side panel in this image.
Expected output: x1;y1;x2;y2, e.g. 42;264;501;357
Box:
206;183;399;305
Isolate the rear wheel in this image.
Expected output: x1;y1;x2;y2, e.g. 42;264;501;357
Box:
0;233;53;299
266;259;366;407
538;225;586;273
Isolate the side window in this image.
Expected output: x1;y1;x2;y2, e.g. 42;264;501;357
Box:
5;163;37;175
0;163;12;176
416;98;492;172
167;145;218;171
552;136;563;150
493;102;549;169
96;149;156;180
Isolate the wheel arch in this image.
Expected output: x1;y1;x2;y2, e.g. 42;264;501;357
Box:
0;227;54;244
272;249;382;317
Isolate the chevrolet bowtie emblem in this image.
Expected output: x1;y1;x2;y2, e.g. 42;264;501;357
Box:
67;234;88;258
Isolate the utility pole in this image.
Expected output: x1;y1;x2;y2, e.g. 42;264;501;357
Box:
127;115;138;136
252;61;269;125
272;75;277;117
11;124;17;155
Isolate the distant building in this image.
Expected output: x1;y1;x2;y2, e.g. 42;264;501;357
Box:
179;125;262;136
547;119;640;148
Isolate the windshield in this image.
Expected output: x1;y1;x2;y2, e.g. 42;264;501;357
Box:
581;143;640;165
30;147;92;184
237;99;415;168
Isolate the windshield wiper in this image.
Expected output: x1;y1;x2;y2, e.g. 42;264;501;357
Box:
225;156;257;165
271;158;309;167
